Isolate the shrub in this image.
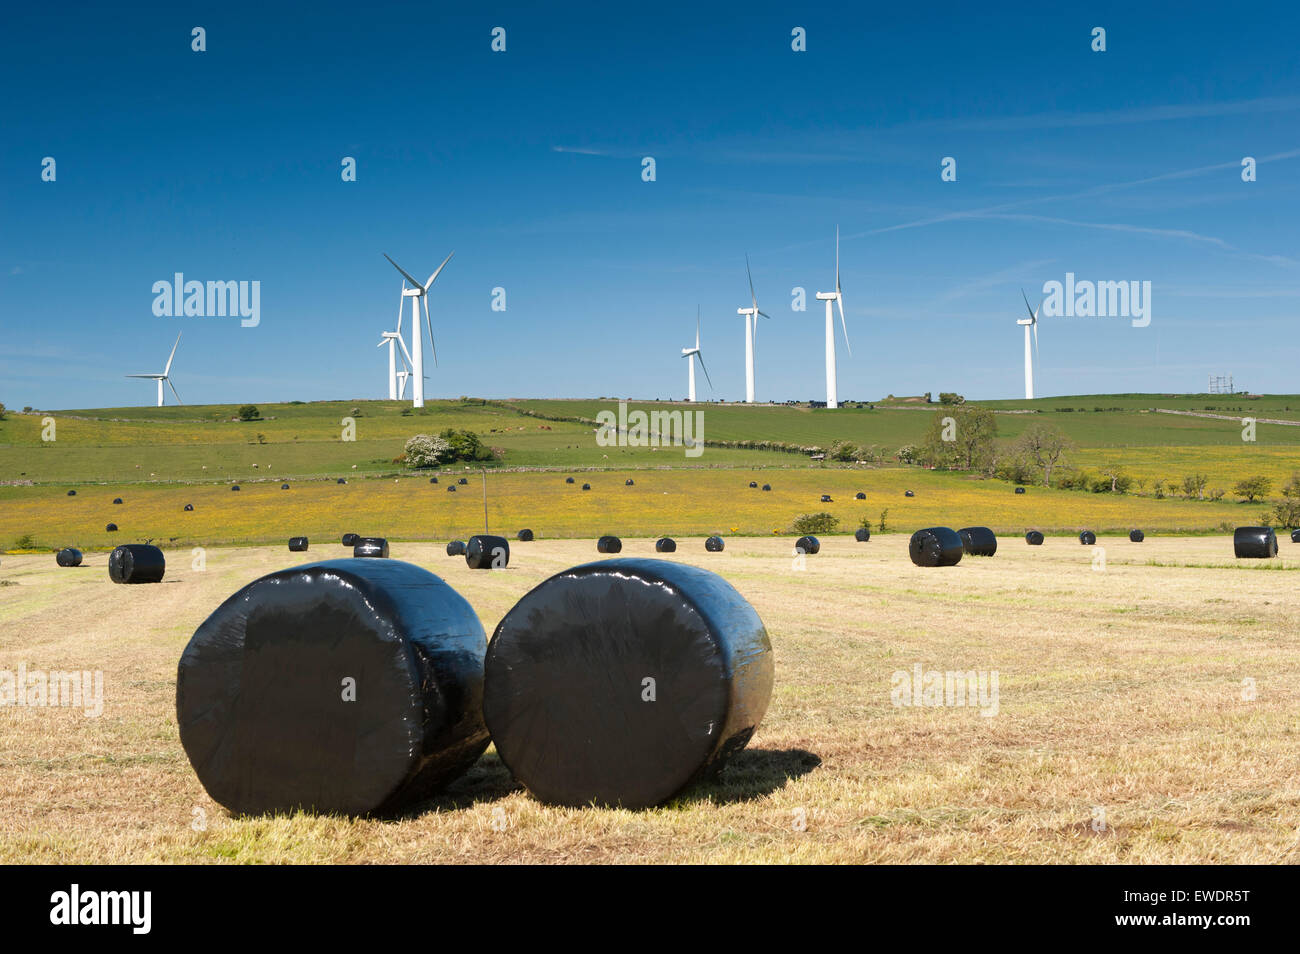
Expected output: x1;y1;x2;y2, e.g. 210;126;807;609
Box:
1232;475;1273;502
878;508;889;533
791;512;839;534
404;434;452;468
829;440;859;463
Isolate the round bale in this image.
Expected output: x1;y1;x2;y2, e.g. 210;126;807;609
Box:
231;485;240;492
855;492;866;500
67;490;77;496
337;478;347;485
447;485;457;492
341;533;360;547
820;494;833;503
281;483;290;490
516;529;534;542
105;523;118;532
288;537;309;552
748;481;757;488
176;559;488;816
56;547;83;567
1292;529;1300;544
1234;527;1278;559
353;537;389;558
466;534;509;569
761;484;772;492
566;477;575;484
1015;486;1026;495
108;543;165;584
596;535;623;554
1079;530;1097;545
1129;529;1145;543
905;490;915;498
1025;530;1045;546
113;497;123;505
625;479;634;486
582;483;591;491
795;535;820;555
704;536;725;552
184;504;194;511
909;527;963;567
958;526;998;557
655;537;676;552
458;478;468;486
429;477;439;484
482;558;774;808
855;527;871;542
446;540;467;557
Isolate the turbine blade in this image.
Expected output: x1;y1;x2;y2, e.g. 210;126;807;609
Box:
745;254;757;309
697;352;714;390
1021;288;1037;322
164;332;181;376
423;295;437;367
696;306;701;349
396;282;406;335
167;379;182;405
396;335;414;369
423;250;454;291
757;309;771;320
126;374;160;378
837;294;851;357
835;226;840;292
1033;317;1039;357
383;253;424;291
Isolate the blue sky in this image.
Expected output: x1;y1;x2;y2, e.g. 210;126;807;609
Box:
2;1;1299;408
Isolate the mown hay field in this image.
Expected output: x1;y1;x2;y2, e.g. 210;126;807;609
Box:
2;536;1297;863
0;466;1272;552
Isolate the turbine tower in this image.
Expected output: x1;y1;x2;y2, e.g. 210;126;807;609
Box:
680;307;713;402
737;255;770;403
1018;289;1041;400
814;227;852;408
125;332;183;407
382;250;454;408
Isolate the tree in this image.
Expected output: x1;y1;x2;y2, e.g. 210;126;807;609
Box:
237;404;260;422
1015;422;1073;487
1269;473;1300;527
921;406;996;472
404;433;451;468
829;440;859;462
1182;474;1208;500
938;392;965;405
0;402;7;420
1232;475;1273;502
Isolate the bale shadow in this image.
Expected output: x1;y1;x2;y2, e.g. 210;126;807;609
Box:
675;747;822;805
394;752;522;818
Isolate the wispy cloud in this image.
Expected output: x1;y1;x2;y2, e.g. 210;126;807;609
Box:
551;145;616;157
939;95;1300;132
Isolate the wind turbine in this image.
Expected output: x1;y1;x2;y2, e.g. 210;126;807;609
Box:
681;307;713;402
1018;289;1041;400
382;250;454;408
378;279;417;400
126;332;183;407
737;255;771;403
815;227;852;408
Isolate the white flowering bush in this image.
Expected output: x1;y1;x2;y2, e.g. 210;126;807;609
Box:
404;433;451;468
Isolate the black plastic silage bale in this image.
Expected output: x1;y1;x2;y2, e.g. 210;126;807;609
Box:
176;558;489;817
113;497;123;505
1129;529;1145;543
56;547;83;567
855;492;866;500
820;494;833;503
1015;487;1026;495
761;484;771;491
958;526;997;557
281;483;290;490
596;535;622;554
909;527;963;567
67;490;76;496
288;537;309;552
855;527;871;542
466;535;509;569
566;477;575;484
108;544;165;584
1234;527;1278;559
795;536;820;555
341;533;360;547
1292;529;1300;544
105;523;118;532
447;485;457;493
446;540;467;557
231;485;240;491
517;529;534;542
655;537;676;552
625;479;634;486
1079;530;1097;545
905;490;915;497
582;483;591;491
353;537;389;558
184;503;194;511
748;481;757;488
704;536;725;552
429;477;438;484
1025;530;1045;546
483;557;775;808
458;478;468;485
